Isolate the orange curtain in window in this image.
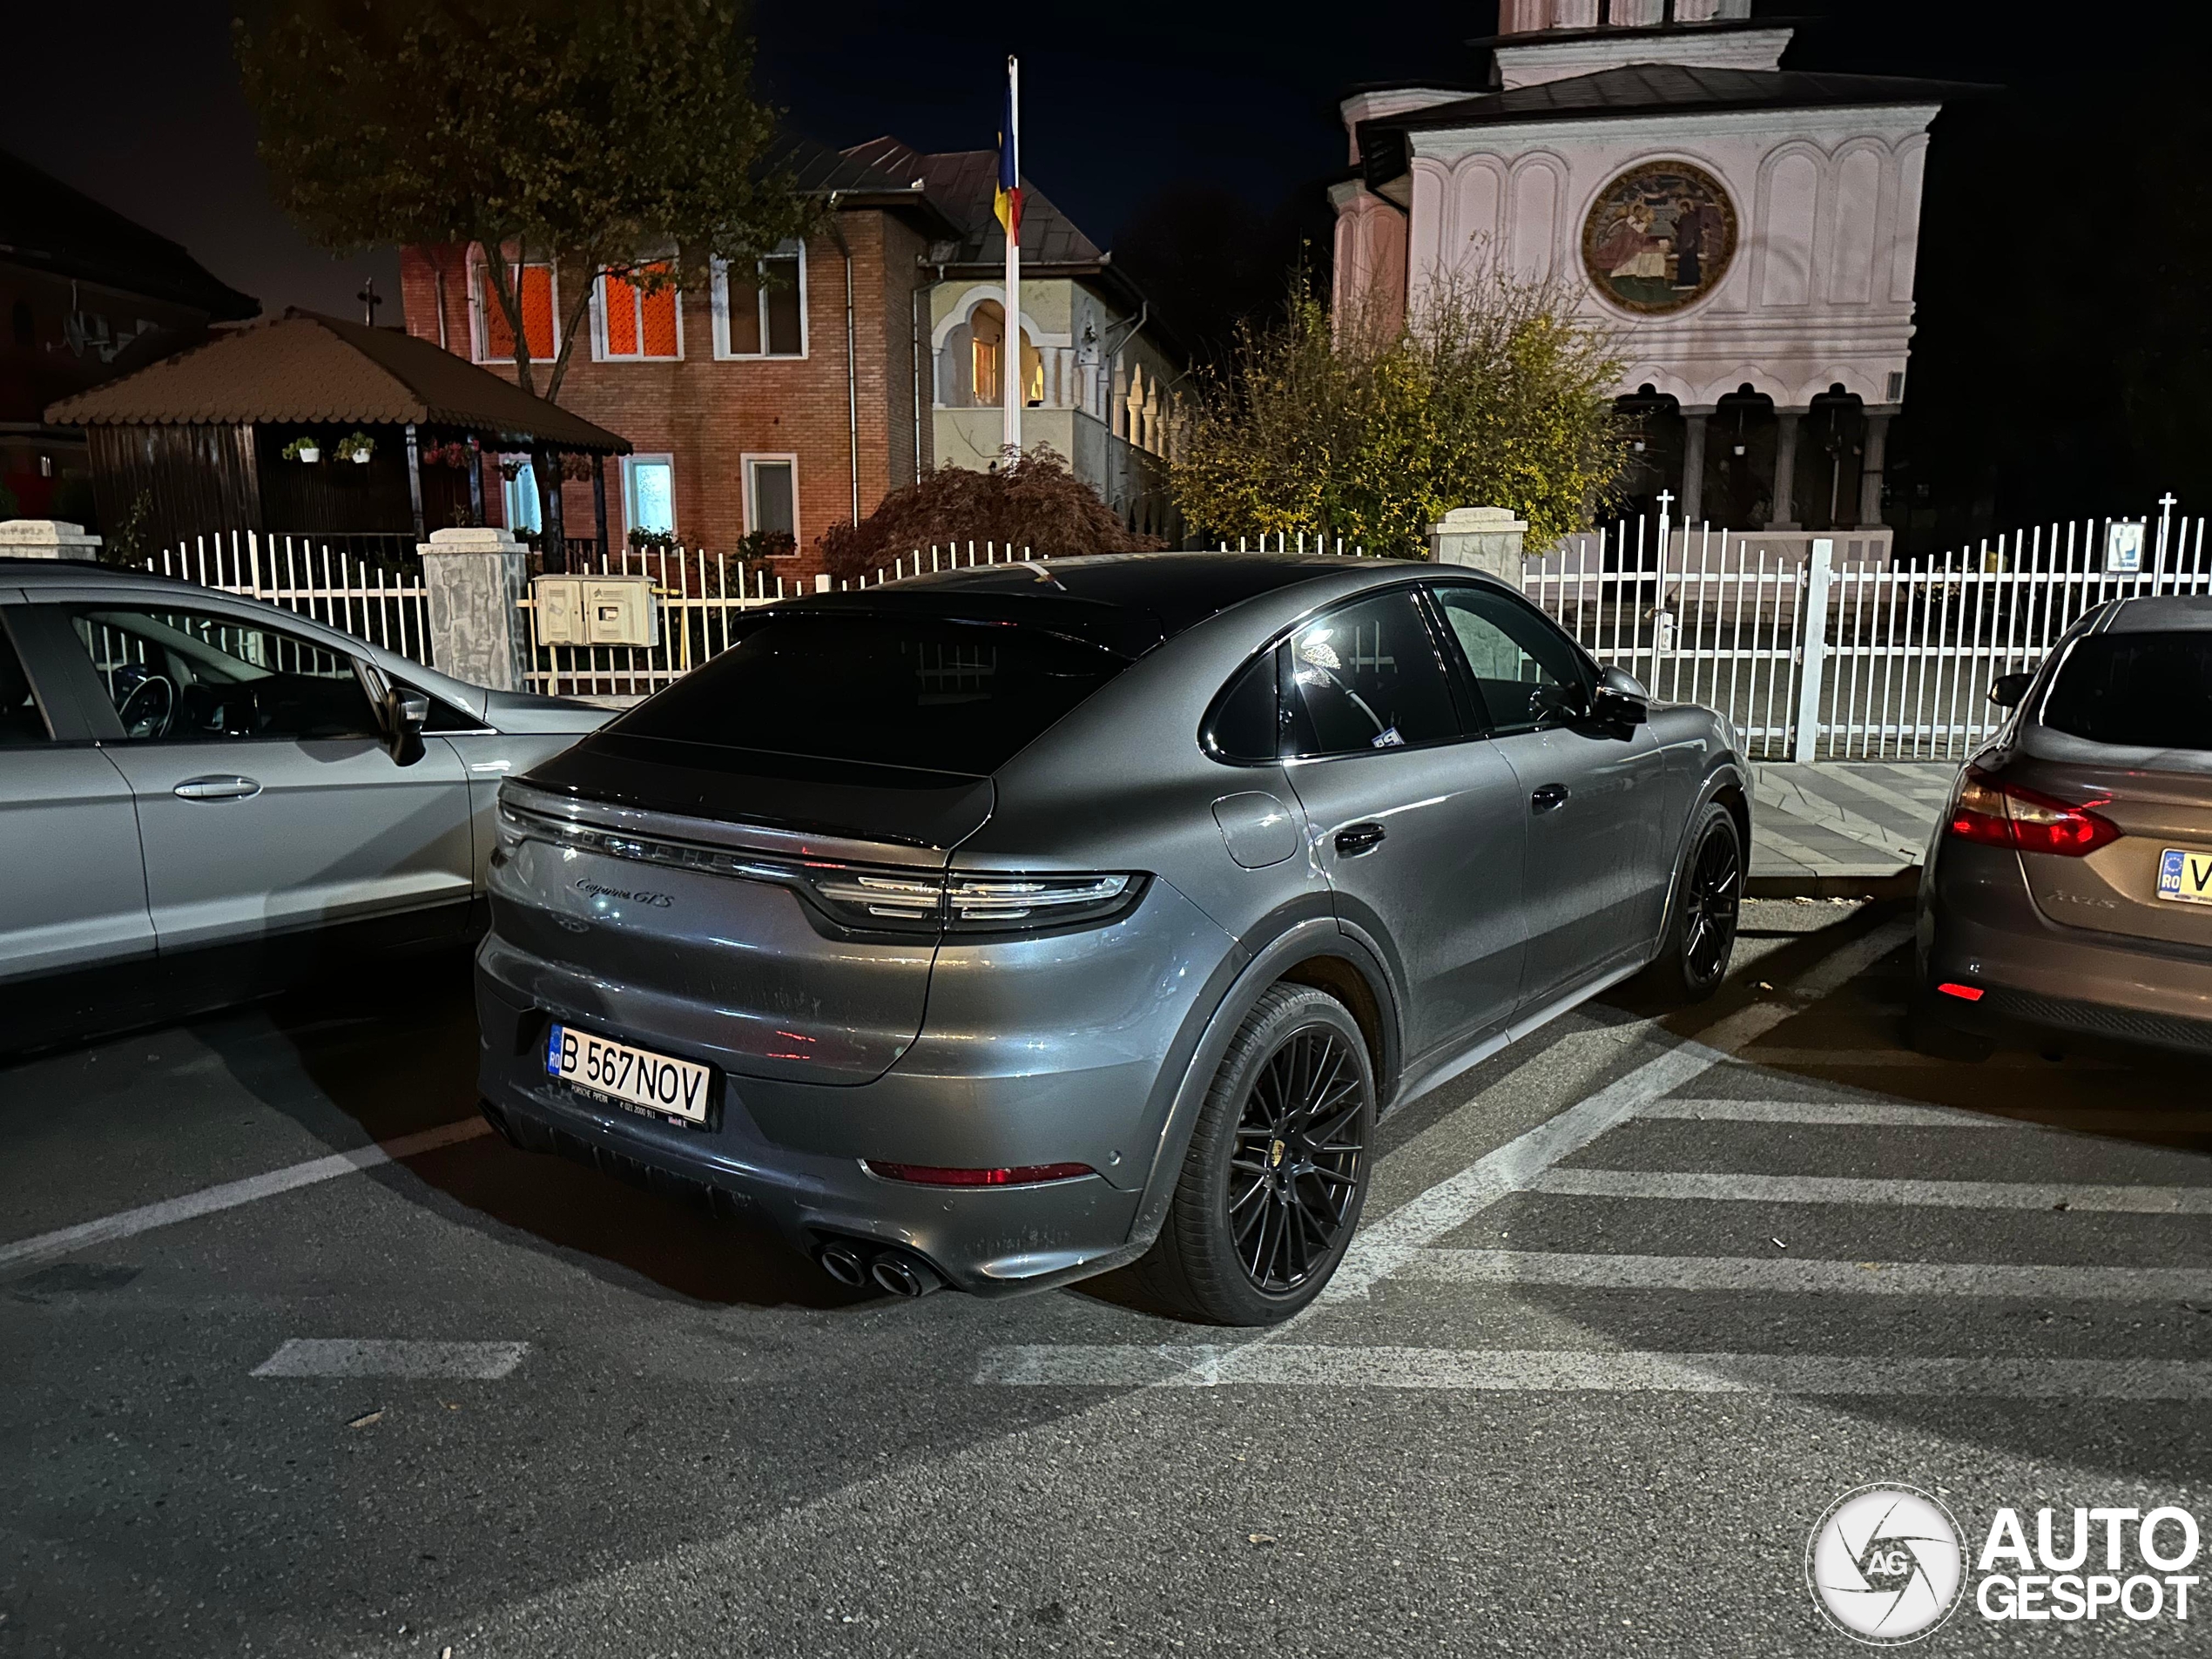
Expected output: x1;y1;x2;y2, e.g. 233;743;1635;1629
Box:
604;275;639;355
482;264;556;361
640;281;678;356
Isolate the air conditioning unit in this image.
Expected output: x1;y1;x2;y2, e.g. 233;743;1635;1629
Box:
531;574;659;646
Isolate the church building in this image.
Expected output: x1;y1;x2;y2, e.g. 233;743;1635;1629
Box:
1333;0;1962;534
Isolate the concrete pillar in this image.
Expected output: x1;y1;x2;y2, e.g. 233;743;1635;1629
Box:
1427;506;1528;584
0;519;103;560
419;526;529;691
1859;410;1892;528
1680;413;1709;526
1769;410;1801;529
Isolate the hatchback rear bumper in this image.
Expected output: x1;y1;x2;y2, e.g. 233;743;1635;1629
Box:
1918;838;2212;1054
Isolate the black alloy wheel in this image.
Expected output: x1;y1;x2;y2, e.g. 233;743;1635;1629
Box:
1226;1026;1366;1294
1640;803;1743;1004
1681;816;1743;988
1135;984;1377;1325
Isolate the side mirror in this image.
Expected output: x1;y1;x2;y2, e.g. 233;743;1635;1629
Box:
384;686;429;766
1592;664;1649;728
1988;671;2033;708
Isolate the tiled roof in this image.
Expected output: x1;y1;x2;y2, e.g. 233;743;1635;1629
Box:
0;148;258;320
45;309;629;452
841;137;1106;267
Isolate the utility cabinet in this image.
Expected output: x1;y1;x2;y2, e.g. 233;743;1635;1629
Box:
531;573;659;647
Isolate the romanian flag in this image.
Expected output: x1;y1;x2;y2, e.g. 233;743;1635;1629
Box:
994;64;1022;242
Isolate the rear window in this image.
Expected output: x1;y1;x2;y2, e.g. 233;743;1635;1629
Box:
610;611;1130;776
2042;632;2212;751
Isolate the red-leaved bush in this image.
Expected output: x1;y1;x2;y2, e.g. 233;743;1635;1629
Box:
819;447;1163;580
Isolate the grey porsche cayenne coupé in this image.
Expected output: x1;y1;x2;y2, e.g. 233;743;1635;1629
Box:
477;553;1749;1323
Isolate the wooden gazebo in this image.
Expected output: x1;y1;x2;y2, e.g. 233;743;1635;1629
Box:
45;307;629;558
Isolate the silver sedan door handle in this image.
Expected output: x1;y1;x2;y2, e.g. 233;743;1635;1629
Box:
172;775;263;801
1530;783;1571;814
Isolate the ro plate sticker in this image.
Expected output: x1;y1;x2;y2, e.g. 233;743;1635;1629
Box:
2158;847;2212;904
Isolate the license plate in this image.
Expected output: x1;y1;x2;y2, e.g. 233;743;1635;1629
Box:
545;1023;712;1125
2155;847;2212;906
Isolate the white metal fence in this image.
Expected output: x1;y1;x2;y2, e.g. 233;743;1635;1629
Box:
1526;505;2212;760
142;510;2206;760
139;530;435;667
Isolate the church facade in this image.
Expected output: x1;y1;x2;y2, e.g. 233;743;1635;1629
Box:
1333;0;1959;533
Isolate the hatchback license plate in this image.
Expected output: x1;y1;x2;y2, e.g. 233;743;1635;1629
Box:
2155;847;2212;907
546;1024;711;1125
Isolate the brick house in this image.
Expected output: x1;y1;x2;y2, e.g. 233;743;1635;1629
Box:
399;135;1179;577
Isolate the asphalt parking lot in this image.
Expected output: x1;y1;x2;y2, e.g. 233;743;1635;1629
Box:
4;899;2209;1657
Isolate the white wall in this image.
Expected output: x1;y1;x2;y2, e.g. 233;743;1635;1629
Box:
1384;105;1939;410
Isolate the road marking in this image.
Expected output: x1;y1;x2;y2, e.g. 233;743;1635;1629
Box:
0;1117;493;1274
1731;1047;2128;1069
1374;1247;2212;1302
974;1345;2212;1397
251;1339;529;1379
1635;1097;2027;1129
1324;920;1912;1299
1529;1168;2212;1213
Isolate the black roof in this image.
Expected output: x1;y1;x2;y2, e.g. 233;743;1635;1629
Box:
787;552;1406;658
0;149;259;320
769;135;961;237
1358;63;1973;188
841;137;1104;268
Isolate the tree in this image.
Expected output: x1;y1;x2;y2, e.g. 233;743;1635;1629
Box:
1172;273;1629;556
237;0;813;550
818;448;1161;582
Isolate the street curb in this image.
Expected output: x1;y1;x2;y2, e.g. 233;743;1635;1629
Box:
1747;869;1920;902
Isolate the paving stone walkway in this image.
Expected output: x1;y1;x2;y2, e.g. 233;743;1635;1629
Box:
1749;760;1958;885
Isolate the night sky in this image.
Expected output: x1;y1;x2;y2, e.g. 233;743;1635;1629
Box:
0;0;2127;318
4;0;2203;529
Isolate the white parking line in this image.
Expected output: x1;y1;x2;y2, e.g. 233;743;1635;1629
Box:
1376;1247;2212;1302
251;1338;529;1379
1529;1168;2212;1213
1635;1098;2028;1129
0;1117;493;1274
1324;921;1913;1300
974;1345;2212;1397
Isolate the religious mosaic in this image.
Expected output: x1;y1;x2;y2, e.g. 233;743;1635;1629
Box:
1581;161;1737;314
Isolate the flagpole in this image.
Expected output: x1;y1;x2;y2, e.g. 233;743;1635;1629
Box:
1002;53;1021;458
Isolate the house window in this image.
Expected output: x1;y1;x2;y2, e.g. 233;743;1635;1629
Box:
966;300;1043;407
712;242;806;358
743;455;798;545
472;257;558;363
502;459;542;533
596;263;681;361
624;455;676;537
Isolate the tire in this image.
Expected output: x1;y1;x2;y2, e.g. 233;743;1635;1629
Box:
1132;984;1376;1326
1640;803;1743;1005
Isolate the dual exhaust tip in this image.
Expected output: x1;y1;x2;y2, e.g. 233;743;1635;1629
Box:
816;1239;942;1298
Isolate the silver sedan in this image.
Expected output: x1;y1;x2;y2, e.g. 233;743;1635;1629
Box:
0;555;609;1049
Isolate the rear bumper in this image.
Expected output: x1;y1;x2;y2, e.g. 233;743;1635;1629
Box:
471;878;1244;1295
1918;837;2212;1054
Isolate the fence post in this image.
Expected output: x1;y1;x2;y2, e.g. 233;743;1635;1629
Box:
419;526;529;690
1791;536;1835;765
0;518;103;561
1426;506;1527;582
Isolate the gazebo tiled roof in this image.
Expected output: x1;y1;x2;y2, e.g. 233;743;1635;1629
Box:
45;308;630;453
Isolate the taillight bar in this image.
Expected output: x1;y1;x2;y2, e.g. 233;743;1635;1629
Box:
1946;765;2120;858
863;1161;1096;1186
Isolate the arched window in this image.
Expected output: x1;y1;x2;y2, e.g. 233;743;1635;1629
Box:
966;300;1044;407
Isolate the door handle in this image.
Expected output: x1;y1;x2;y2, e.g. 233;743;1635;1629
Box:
172;775;263;801
1529;784;1571;814
1334;821;1386;857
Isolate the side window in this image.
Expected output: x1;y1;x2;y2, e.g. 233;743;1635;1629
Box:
0;620;51;744
67;607;381;743
1204;651;1281;762
1433;586;1591;736
1282;590;1462;759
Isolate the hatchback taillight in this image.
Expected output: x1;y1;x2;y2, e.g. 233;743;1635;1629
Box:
1946;765;2120;857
